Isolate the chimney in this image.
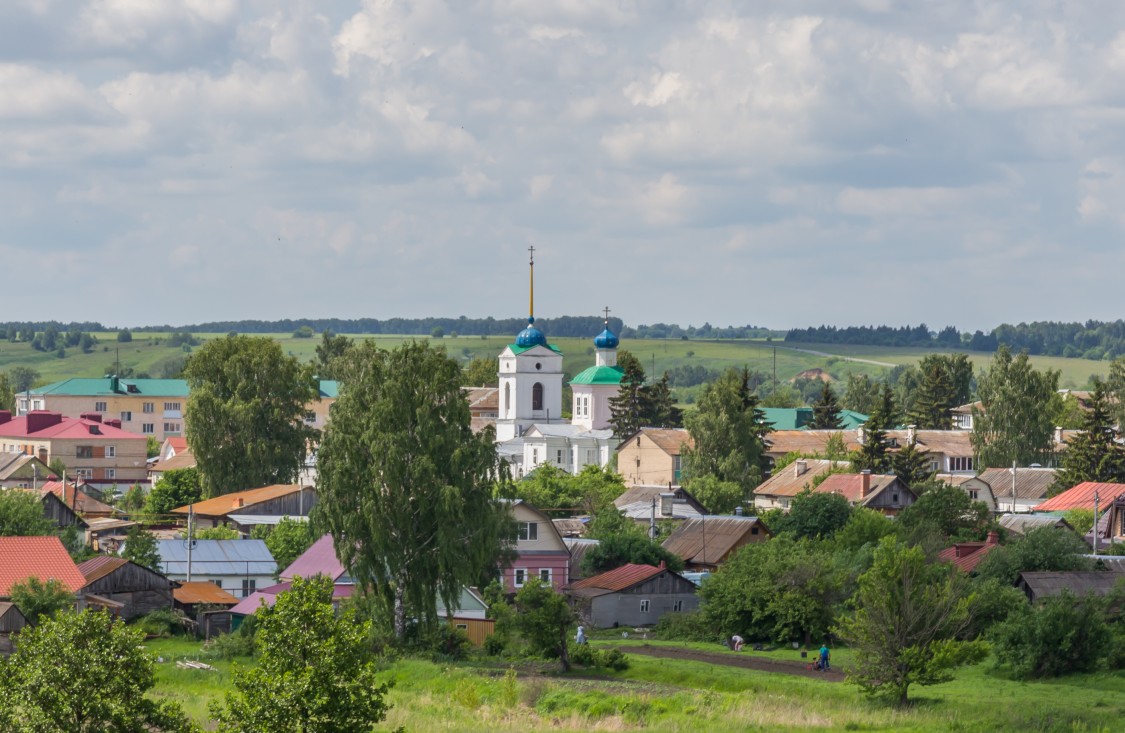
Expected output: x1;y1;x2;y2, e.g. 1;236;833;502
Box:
233;497;245;509
856;424;866;446
0;410;10;425
26;411;63;434
735;505;743;516
105;419;121;429
80;412;103;423
794;460;808;477
860;469;872;499
906;424;917;445
1054;426;1064;445
987;530;999;546
659;493;674;517
657;560;666;570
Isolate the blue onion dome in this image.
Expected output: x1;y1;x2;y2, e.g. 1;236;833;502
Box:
593;327;619;349
516;316;548;348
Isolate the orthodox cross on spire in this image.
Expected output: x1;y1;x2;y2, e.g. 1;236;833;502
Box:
603;306;611;325
528;245;536;322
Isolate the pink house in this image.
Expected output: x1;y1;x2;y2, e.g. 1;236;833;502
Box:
502;500;570;591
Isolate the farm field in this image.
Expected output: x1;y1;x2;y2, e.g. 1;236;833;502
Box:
145;637;1124;732
0;332;1111;392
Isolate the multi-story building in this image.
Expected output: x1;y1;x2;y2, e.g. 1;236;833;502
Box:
19;377;190;443
0;410;149;489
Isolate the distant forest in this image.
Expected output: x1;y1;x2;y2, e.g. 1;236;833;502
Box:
5;318;1125;359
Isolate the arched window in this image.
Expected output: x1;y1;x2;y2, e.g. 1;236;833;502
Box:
503;383;510;416
533;382;544;411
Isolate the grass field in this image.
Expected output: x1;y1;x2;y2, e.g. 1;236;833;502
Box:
144;637;1124;732
0;332;1110;393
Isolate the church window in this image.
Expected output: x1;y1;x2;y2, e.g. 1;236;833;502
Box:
532;383;544;411
503;383;510;415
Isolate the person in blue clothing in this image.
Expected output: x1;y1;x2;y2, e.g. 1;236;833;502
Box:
817;643;831;671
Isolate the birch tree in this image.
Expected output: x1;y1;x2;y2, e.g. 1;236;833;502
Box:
314;341;513;640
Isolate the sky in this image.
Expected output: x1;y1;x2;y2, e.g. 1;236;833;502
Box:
3;1;1125;332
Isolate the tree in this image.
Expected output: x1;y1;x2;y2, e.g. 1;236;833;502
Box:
0;490;54;536
834;507;895;551
513;464;580;513
890;441;932;489
608;351;651;438
116;329;132;343
992;589;1116;678
646;373;682;428
511;578;575;671
313;330;353;380
461;356;499;388
809;382;844;429
837;537;986;706
895;485;991;541
48;457;68;479
581;533;684;574
430;326;445;339
1054;378;1125;489
9;366;40;393
687;475;744;515
0;371;14;412
841;373;882;415
905;355;971;429
292;325;314;338
682;367;772;499
854;385;896;474
1105;356;1125;431
701;537;850;644
9;577;75;623
211;576;389;733
184;335;318;498
770;491;852;540
975;526;1095;585
122;525;162;572
261;517;314;575
971;345;1060;469
315;341;512;640
144;468;202;516
192;526;240;540
1;609;194;731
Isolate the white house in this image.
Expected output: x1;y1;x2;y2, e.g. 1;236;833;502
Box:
155;539;276;599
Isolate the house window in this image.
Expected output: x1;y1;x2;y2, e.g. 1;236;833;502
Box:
539;568;551;584
968;489;979;500
304;411;317;425
517;522;538;542
106;468;115;480
556;449;564;465
76;446;94;459
242;579;256;597
673;600;684;612
143;402;154;413
892;494;900;503
532;383;543;411
120;411;132;422
212;580;223;588
105;446;116;458
640;599;650;613
455;623;468;631
514;569;527;587
74;468;93;479
95;401;107;412
164;402;181;412
950;456;974;472
164;423;180;433
751;526;759;535
531;448;538;465
142;424;155;434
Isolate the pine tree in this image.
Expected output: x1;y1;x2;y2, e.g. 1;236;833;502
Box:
810;382;844;429
1055;379;1125;488
855;385;895;474
906;359;956;429
891;441;932;489
646;373;683;428
608;351;650;438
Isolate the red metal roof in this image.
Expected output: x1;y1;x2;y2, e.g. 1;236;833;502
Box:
0;412;145;441
0;536;87;596
279;534;346;581
568;563;664;592
1033;482;1125;512
937;541;999;573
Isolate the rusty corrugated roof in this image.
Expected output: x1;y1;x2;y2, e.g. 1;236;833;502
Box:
568;563;663;591
77;555;127;584
1034;482;1125;512
173;581;240;605
662;516;769;565
171;484;311;517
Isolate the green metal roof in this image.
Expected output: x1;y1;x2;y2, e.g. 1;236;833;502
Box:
318;380;339;399
508;342;562;355
32;378;191;397
570;365;625;385
759;407;869;431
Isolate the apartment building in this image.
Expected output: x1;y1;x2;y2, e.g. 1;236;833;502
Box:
0;410;148;488
20;377;189;443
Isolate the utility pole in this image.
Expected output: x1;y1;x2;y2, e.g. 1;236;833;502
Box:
186;504;194;582
772;347;777;387
650;495;657;539
1093;490;1100;556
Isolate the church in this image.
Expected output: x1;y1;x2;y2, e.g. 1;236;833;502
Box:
493;251;622;477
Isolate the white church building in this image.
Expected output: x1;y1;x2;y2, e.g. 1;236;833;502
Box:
494;253;622;477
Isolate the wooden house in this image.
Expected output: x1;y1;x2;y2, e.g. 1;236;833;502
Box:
662;515;772;572
76;556;175;619
0;602;28;655
1016;571;1125;603
566;563;699;628
814;472;916;515
171;484;316;531
502;500;571;591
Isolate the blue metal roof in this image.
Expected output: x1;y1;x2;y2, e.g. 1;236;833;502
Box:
156;539;276;576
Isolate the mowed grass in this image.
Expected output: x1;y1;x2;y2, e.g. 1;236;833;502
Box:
144;637;1124;732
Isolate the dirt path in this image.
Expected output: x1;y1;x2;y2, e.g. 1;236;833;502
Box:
774;345;898;368
619;645;845;682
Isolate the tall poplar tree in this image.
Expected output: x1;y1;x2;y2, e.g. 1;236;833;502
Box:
809;382;844;429
682;367;772;499
971;345;1059;468
184;336;317;497
1054;378;1125;488
314;341;513;640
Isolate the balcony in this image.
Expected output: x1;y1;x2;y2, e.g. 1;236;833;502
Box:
163;410;183;419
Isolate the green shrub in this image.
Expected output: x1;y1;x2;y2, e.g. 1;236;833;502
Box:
132;609;189;638
991;591;1112;678
483;633;507;657
569;643;630;671
654;610;713;642
203;631;257;660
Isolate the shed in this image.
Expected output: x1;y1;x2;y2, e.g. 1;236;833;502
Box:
77;556;174;619
566;563;699;628
662;515;772;571
0;602;28;655
1016;571;1125;603
155;539;277;599
171;485;316;530
998;514;1075;537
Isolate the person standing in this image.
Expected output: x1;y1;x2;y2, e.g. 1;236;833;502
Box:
818;643;830;671
576;625;587;645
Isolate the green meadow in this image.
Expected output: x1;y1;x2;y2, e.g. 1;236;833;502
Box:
145;638;1123;732
0;331;1110;391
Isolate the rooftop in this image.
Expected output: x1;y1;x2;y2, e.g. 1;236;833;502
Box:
662;515;769;566
0;412;146;441
76;555;128;585
32;377;190;397
0;536;87;596
1033;482;1125;512
623;427;694;456
976;467;1058;502
171;484;311;517
754;459;851;498
815;473;902;504
570;365;625;386
568;563;666;592
155;539;276;577
279;534;347;582
173;581;241;605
